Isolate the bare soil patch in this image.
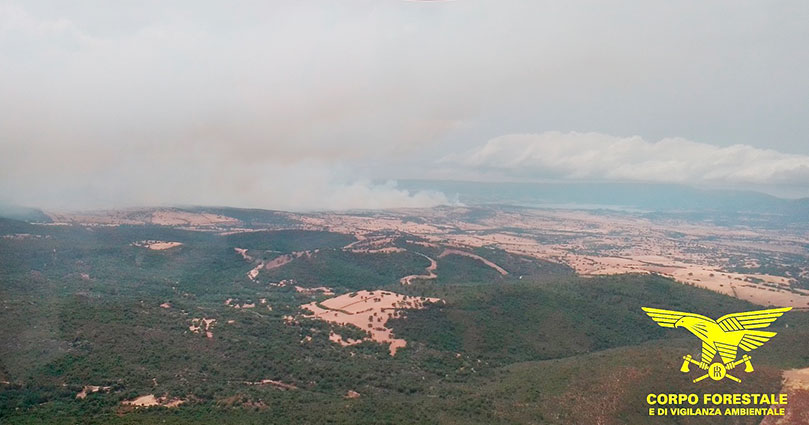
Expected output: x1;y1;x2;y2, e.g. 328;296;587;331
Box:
761;367;809;425
76;385;111;399
301;290;442;355
132;240;183;250
294;286;335;296
189;318;216;338
121;394;185;408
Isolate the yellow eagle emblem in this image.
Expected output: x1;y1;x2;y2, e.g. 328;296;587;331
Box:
642;307;791;383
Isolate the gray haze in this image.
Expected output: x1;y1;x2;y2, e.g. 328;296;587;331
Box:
1;1;808;210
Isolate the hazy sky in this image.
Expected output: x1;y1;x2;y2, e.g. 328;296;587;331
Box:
1;1;808;210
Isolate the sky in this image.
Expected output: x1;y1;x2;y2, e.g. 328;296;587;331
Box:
1;1;808;210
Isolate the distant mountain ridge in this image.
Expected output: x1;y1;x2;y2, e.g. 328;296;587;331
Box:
1;181;807;223
399;180;809;217
0;204;51;222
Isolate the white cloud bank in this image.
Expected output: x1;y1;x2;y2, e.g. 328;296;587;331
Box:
445;132;809;186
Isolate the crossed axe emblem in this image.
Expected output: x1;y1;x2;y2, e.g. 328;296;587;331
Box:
680;354;754;383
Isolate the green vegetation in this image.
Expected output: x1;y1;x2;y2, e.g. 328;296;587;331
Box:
224;230;356;252
262;249;430;290
391;275;762;365
435;253;505;284
1;217;807;424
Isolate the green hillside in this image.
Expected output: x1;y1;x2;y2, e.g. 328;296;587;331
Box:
1;220;807;424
